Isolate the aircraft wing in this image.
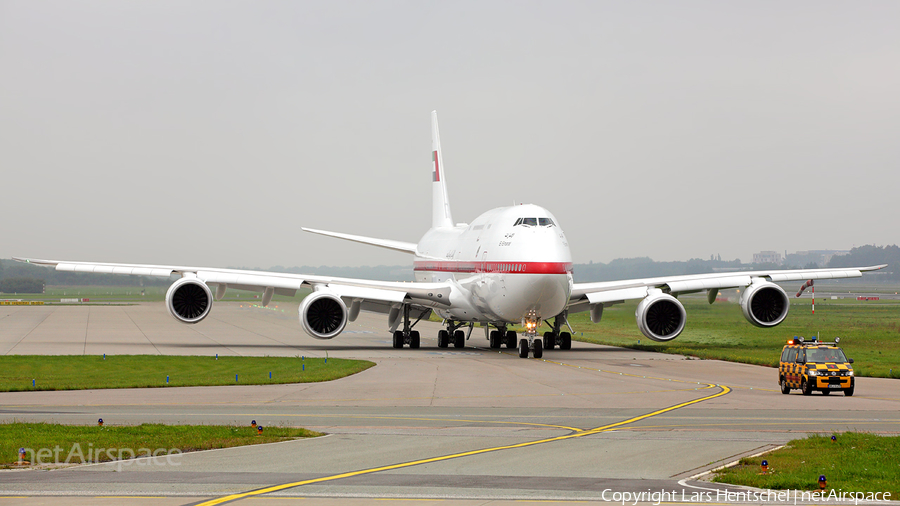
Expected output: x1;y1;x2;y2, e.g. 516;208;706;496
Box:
569;264;887;307
13;257;451;308
300;228;418;255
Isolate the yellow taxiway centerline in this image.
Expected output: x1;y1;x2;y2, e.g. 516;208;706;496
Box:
194;383;731;506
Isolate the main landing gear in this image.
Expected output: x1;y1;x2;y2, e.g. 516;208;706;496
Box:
392;305;430;349
437;321;467;349
488;326;518;350
542;313;572;351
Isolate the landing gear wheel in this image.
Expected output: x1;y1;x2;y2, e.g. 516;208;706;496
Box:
489;330;501;349
844;386;854;397
801;379;812;396
533;339;543;359
518;339;529;358
559;332;572;350
780;378;790;394
543;332;555;349
437;330;449;348
410;330;420;349
505;331;517;348
392;330;403;349
453;330;465;348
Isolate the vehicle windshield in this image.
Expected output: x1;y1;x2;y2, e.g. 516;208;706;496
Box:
806;348;848;363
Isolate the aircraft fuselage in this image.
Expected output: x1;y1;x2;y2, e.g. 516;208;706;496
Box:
414;203;573;325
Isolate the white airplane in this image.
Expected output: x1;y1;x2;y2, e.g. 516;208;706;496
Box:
16;112;886;358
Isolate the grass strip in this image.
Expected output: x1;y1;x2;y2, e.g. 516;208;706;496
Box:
0;355;374;392
1;422;321;467
712;432;900;497
571;296;900;378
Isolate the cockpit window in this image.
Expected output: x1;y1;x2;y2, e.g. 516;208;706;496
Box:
515;217;554;227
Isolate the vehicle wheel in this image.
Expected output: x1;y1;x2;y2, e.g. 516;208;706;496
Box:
453;330;465;348
518;339;529;358
801;379;812;396
437;330;449;348
489;330;500;349
392;330;403;349
410;330;420;349
560;332;572;350
533;338;543;359
844;387;854;397
506;331;517;348
780;378;790;394
821;389;830;395
543;331;555;349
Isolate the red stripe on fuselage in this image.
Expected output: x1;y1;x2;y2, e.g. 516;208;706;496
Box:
413;261;572;275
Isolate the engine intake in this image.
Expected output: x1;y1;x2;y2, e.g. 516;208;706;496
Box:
741;281;789;327
635;292;686;342
165;278;213;324
299;291;348;339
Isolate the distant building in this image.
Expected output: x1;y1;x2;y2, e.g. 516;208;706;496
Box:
753;251;783;265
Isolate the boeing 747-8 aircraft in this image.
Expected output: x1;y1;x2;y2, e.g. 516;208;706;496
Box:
17;112;885;358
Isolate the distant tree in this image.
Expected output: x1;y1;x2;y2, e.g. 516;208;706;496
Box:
0;277;44;294
828;244;900;280
684;258;709;275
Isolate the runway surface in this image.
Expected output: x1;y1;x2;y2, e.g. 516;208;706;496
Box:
1;302;899;504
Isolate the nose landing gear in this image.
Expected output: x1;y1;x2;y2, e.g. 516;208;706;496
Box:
517;312;543;359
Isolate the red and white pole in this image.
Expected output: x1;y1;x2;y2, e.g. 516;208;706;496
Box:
811;280;815;315
796;279;815;314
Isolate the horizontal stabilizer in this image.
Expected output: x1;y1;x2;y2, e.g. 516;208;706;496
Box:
301;228;418;254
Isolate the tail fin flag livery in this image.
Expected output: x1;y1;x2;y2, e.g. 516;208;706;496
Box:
15;112;888;358
431;110;453;229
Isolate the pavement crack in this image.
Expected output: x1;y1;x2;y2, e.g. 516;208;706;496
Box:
3;308;53;355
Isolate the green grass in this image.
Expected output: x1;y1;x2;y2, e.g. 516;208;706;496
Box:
573;295;900;378
712;433;900;496
0;355;374;392
1;422;321;467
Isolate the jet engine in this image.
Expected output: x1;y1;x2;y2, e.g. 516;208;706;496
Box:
165;277;213;324
299;291;348;339
740;281;789;328
635;292;686;342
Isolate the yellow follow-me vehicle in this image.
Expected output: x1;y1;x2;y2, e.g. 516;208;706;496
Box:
779;337;855;396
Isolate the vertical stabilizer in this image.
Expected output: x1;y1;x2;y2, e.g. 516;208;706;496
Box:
431;111;454;229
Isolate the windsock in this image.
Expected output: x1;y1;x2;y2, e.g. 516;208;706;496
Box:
796;279;814;297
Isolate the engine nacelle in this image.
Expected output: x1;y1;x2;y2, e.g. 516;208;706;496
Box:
299;291;348;340
165;277;213;324
741;281;790;328
635;292;686;342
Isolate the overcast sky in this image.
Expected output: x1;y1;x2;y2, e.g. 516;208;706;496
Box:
2;1;898;269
